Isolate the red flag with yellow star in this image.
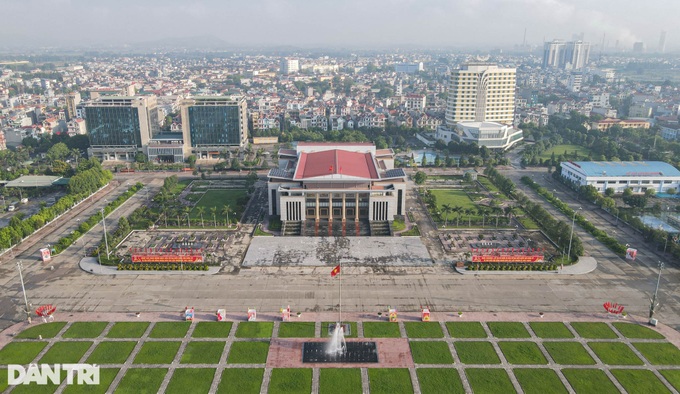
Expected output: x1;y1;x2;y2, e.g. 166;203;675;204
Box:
330;265;340;277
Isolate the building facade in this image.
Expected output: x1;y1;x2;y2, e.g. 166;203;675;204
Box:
590;118;651;131
65;92;81;121
543;40;591;70
267;143;407;226
436;121;523;150
560;161;680;194
280;58;300;74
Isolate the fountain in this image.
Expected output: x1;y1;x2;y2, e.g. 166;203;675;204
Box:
302;323;378;363
325;322;347;355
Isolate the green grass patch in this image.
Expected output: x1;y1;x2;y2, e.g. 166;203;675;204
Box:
133;341;181;364
235;322;274;338
191;189;247;223
254;226;273;236
514;368;567;394
562;369;618;394
166;368;216;394
62;322;108;338
216;368;264;394
0;341;47;364
612;322;665;339
446;322;487;338
362;322;402;338
543;342;595;365
0;370;5;393
517;216;540;229
538;144;592;160
16;322;66;339
278;322;316;338
368;368;413;394
634;342;680;365
322;322;358;338
410;341;454;364
478;176;500;192
148;322;191;338
180;341;225;364
319;368;363;394
87;341;136;364
227;341;270;364
529;322;574;338
570;322;617;339
10;379;61;394
62;368;119;394
114;368;167;394
487;322;531;338
404;322;444;338
430;189;476;211
498;341;548;364
39;341;92;364
268;368;312;394
611;369;671;394
417;368;464;394
454;341;501;364
465;368;516;394
192;322;233;338
660;370;680;391
588;342;643;365
106;322;149;338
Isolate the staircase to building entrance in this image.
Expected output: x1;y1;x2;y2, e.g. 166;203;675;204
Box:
302;219;371;237
282;221;302;236
369;221;392;236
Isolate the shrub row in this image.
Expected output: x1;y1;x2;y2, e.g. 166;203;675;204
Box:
117;263;209;271
467;263;558;271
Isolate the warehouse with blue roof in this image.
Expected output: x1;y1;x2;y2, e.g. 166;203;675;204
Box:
560;161;680;194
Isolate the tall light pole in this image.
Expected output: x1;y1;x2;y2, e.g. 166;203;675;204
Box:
100;207;110;259
567;207;582;260
17;261;31;323
650;262;664;321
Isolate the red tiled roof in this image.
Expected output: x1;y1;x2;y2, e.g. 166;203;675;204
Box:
295;150;379;180
297;142;373;146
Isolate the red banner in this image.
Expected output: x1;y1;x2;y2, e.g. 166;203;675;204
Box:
472;255;543;263
131;254;204;263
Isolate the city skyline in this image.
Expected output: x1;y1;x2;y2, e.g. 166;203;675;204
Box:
0;0;676;51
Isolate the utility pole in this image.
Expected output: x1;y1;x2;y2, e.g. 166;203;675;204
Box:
649;262;664;323
101;208;109;259
17;261;31;323
567;207;582;259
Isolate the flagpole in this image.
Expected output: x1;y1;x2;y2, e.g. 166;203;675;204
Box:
339;260;342;325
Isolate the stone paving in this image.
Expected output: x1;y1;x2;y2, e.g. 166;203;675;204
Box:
3;312;680;393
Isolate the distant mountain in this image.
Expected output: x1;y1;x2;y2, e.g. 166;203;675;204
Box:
130;35;236;50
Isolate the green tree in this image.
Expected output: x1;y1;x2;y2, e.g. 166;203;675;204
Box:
197;206;205;227
47;142;69;163
442;204;453;227
221;205;232;226
186;155;197;168
605;187;615;197
414;171;427;185
210;206;217;227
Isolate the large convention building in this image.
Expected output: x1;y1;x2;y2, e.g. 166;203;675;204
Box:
560;161;680;194
267;143;407;230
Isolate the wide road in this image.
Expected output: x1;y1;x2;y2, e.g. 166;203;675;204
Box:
1;169;679;333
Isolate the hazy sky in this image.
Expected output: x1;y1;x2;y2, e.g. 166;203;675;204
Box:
1;0;677;51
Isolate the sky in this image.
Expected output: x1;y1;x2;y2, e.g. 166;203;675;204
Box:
0;0;677;51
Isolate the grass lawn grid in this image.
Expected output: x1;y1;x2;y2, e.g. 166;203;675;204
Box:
62;322;109;338
562;369;619;394
514;368;567;394
430;189;476;211
528;322;574;338
148;322;191;338
216;368;264;394
180;341;226;364
487;322;531;338
235;322;274;338
191;189;247;222
612;322;665;339
322;322;358;338
498;341;548;365
368;368;413;394
362;322;402;338
15;322;67;339
10;378;61;394
319;368;363;394
227;341;270;364
588;342;643;365
113;367;168;394
404;322;444;338
538;144;591;160
570;322;618;339
133;341;181;364
410;341;454;364
62;368;120;394
0;341;47;364
87;341;137;364
106;322;150;338
542;342;596;365
454;341;501;364
39;341;93;364
610;369;671;394
278;322;316;338
660;370;680;392
192;321;233;338
417;368;464;394
633;342;680;365
465;368;516;394
268;368;312;394
446;321;487;338
165;368;216;394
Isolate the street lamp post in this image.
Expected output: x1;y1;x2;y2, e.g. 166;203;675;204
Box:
101;208;109;259
567;207;582;260
649;262;665;321
16;261;31;323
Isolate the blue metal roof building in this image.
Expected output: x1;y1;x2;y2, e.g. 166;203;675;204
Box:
568;161;680;178
560;161;680;194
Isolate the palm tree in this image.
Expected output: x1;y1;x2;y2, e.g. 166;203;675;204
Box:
183;206;191;228
197;206;205;227
464;208;474;227
442;204;453;228
477;207;488;228
221;205;232;227
452;206;462;227
492;206;503;228
210;207;217;227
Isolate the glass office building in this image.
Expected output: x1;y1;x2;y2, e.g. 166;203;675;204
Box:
85;105;142;147
187;105;241;146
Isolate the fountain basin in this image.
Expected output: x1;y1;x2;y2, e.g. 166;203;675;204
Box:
302;342;378;363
